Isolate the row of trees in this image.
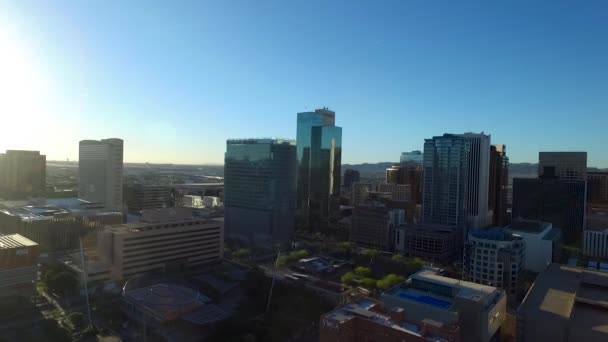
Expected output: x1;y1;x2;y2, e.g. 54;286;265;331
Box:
40;267;79;296
277;249;310;268
340;266;405;290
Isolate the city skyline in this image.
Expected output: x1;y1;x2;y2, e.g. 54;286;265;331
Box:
1;1;607;167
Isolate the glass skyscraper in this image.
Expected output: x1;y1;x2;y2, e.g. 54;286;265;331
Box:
422;133;491;230
296;108;342;228
224;138;297;244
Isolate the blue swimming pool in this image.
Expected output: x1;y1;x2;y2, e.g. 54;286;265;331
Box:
396;291;452;309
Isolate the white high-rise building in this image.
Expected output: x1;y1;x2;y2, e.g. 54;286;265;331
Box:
78;138;124;211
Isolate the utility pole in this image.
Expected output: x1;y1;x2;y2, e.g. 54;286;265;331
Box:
266;250;281;314
79;238;93;325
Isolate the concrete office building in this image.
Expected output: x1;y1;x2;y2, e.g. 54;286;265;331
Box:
296;108;342;228
488;145;509;226
381;267;507;342
350;201;405;251
320;299;461;342
126;184;172;213
583;207;608;258
385;163;423;205
97;208;223;280
512;177;585;243
401;224;461;262
503;219;561;272
464;229;525;295
588;171;608;204
343;169;360;188
517;264;608;342
0;234;39;297
183;195;204;208
351;182;372;206
400;150;423;164
224;138;296;244
538;151;587;181
423;133;491;230
79;138;124;211
377;183;411;202
0;150;46;199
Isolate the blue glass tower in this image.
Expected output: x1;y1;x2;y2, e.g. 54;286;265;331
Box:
296;108;342;229
224;138;297;244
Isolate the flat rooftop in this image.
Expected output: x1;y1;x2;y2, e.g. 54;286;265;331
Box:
517;263;608;342
323;299;450;341
412;267;498;298
0;234;38;249
507;219;551;233
469;228;522;241
384;267;501;311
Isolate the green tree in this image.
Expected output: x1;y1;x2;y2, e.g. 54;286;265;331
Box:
365;249;379;263
45;271;78;296
290;249;309;260
341;272;355;285
336;242;353;255
391;254;404;263
66;312;87;330
39;319;71;342
355;266;372;278
234;248;252;259
360;278;377;289
376;274;405;290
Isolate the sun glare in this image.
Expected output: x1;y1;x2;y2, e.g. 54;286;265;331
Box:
0;27;50;150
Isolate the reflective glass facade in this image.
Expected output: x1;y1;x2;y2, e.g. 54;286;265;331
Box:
224;139;296;243
423;135;470;228
296;109;342;228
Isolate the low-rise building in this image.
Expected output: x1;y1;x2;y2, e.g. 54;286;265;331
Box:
377;183;412;202
402;223;461;263
583;206;608;258
517;263;608;341
320;299;461;342
183;195;204;208
464;229;525;295
503;219;561;272
97;208;223;280
0;234;39;297
381;267;507;342
0;198;123;252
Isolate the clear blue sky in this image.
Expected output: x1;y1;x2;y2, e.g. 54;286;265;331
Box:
1;1;607;166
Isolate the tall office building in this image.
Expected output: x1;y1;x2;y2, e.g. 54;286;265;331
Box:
224;138;296;244
342;169;360;188
512;177;585;243
422;133;491;229
538;152;587;180
489;145;509;226
588;172;608;204
400;150;423;164
386;163;423;205
0;150;46;199
351;182;372;206
296;108;342;228
78;139;124;211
